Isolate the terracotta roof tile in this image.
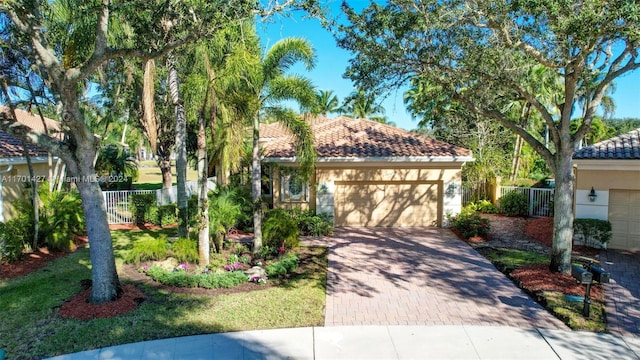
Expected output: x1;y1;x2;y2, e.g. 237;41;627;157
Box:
573;128;640;160
261;116;472;160
0;106;60;159
0;131;49;158
0;106;61;134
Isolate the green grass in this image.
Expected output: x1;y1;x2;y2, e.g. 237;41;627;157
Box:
475;246;606;332
133;162;197;189
543;291;606;332
476;247;549;272
0;229;327;359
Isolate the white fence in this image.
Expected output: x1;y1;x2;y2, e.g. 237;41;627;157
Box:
500;186;554;217
103;177;216;224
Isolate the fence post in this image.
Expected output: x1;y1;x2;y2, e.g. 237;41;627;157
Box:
529;188;534;216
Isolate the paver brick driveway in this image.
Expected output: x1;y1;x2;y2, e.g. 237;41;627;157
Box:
316;227;567;329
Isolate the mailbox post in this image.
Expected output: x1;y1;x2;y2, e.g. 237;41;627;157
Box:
571;262;610;317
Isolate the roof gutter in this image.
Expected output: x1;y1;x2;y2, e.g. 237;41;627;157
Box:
0;156;51;166
263;156;475;163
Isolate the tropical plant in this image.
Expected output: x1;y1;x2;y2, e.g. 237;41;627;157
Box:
233;37;317;252
262;209;300;251
340;89;388;124
95;143;137;190
0;0;264;303
336;1;640;274
309;89;340;116
38;189;85;252
208;187;243;253
499;192;529;217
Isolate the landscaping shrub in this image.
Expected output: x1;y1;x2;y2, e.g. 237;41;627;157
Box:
0;216;32;263
208;253;227;269
574;218;612;248
171;237;199;264
196;271;248;289
125;237;169;264
466;200;498;214
265;253;299;278
38;189;85;252
452;212;491;239
146;266;198;287
263;209;300;250
130;193;157;225
145;266;247;289
154;204;177;226
499;191;528;216
292;210;334;236
209;187;243;252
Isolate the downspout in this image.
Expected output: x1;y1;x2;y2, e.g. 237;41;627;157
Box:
0;164;14;222
0;164;13;259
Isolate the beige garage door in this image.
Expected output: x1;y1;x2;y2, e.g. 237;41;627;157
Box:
608;190;640;250
334;181;439;227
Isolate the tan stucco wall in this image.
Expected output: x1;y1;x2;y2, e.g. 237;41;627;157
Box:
2;162;50;221
271;166;313;212
269;161;464;227
576;169;640;191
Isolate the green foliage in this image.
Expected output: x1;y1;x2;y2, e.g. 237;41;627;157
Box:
290;209;334;236
154;205;177;226
130;194;157;225
95;143;138;190
263;209;300;250
187;195;199;228
209;187;243;252
499;191;528;217
265;253;299;278
574;219;612;248
451;211;491;239
0;216;32;263
464;200;498;214
170;237;199;264
38;189;85;252
208;253;227;269
145;266;247;289
196;271;248;289
124;237;169;264
146;266;198;287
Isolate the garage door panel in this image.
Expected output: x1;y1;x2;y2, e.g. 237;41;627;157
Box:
335;182;439;227
608;190;640;250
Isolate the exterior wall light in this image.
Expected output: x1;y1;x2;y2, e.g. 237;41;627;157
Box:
588;187;597;202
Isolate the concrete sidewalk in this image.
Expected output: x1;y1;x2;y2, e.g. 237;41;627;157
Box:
48;325;640;360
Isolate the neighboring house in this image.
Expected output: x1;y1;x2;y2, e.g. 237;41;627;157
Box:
260;116;474;227
0;107;60;222
573;128;640;250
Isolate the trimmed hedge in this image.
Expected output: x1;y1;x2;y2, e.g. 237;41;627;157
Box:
574;218;612;248
499;191;528;216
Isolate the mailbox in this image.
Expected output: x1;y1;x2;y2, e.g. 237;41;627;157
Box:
589;265;610;283
571;265;593;284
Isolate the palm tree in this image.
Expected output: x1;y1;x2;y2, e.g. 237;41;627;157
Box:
237;37;317;252
312;89;340;116
341;89;387;123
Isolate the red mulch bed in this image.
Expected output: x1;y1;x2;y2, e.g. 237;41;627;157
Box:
525;217;553;247
0;235;88;280
59;285;146;320
511;264;604;301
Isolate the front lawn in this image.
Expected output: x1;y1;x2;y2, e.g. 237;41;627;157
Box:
0;229;327;359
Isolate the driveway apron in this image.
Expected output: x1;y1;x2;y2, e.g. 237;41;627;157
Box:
320;227;567;329
601;249;640;337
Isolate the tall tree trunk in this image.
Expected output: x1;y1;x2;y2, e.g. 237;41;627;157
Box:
168;53;188;237
509;103;531;181
157;157;173;189
251;114;263;253
549;144;575;274
197;112;209;265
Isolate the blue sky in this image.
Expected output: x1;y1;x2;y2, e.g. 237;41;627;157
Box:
258;7;640;131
